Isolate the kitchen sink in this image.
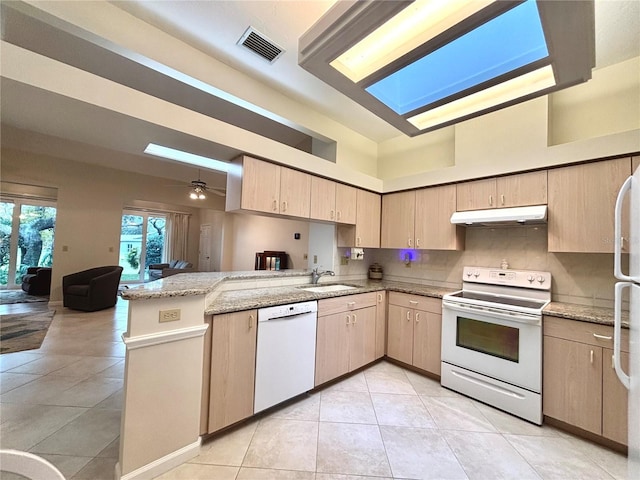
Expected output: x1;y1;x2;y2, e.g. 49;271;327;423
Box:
299;284;357;293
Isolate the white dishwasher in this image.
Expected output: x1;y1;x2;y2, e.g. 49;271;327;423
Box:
254;301;318;413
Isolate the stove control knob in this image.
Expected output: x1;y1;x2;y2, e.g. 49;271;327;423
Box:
466;271;472;278
537;275;545;284
473;270;480;278
527;275;535;283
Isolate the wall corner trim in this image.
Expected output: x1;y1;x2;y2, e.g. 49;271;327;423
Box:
115;437;201;480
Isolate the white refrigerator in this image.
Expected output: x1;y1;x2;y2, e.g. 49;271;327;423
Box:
614;167;639;478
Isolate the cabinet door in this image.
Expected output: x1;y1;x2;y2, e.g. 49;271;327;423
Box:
355;189;381;248
496;171;547;207
415;185;464;250
349;306;377;371
280;167;311;218
310;177;336;222
412;310;441;376
543;336;602;435
602;349;629;445
633;156;639;173
375;291;387;359
336;184;357;224
456;178;496;211
209;310;257;432
240;157;280;214
386;304;413;365
315;312;350;386
381;191;415;248
548;158;631;252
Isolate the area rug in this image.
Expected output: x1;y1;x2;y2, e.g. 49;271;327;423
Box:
0;290;49;305
0;310;55;354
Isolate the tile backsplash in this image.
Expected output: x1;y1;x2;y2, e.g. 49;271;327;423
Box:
336;226;624;309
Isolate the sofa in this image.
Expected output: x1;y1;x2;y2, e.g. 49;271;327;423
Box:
148;260;194;280
63;266;123;311
21;267;52;295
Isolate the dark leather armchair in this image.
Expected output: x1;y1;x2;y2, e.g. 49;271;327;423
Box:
21;267;52;295
63;266;123;311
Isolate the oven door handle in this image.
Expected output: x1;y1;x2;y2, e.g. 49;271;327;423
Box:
442;300;541;325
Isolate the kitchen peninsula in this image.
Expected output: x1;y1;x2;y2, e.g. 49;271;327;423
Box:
116;269;628;480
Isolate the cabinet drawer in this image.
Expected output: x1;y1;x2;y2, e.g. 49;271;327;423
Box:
318;292;377;316
543;316;629;352
388;292;441;314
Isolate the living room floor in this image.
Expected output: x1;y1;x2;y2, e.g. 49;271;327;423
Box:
0;298;630;480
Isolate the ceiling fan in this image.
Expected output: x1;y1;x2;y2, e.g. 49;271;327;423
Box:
166;170;226;199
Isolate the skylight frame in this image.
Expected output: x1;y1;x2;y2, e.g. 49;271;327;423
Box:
299;0;595;137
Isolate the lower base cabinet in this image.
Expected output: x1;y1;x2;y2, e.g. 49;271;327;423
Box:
387;292;442;376
208;310;257;433
375;291;387;359
543;316;629;445
315;293;377;386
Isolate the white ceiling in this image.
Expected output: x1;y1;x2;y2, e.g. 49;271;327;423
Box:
1;0;639;183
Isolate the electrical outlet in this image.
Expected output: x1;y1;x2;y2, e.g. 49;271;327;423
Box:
313;255;318;263
159;309;181;322
340;256;349;265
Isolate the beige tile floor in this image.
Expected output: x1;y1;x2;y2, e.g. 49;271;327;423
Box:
1;298;630;480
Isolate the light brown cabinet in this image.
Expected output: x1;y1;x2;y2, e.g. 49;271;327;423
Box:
208;310;257;433
633;155;639;173
315;293;377;386
548;158;631;253
543;316;629;445
381;185;463;250
456;171;547;211
226;155;311;219
310;178;357;224
387;292;442;376
375;291;387;359
337;189;381;248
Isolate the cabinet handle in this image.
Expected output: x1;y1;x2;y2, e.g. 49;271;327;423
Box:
356;236;361;246
416;238;420;248
409;300;418;305
590;350;594;364
621;236;627;251
377;293;382;302
346;314;351;325
593;333;612;341
406;311;411;321
337;211;341;221
408;238;412;247
501;194;505;206
272;199;278;211
347;301;356;307
282;201;288;212
330;210;335;219
611;354;615;370
352;313;357;324
415;312;420;323
249;314;254;329
489;195;493;206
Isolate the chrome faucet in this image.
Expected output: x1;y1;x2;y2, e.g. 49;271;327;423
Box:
311;267;335;284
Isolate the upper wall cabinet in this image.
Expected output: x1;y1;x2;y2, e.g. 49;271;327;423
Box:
633;156;639;173
310;178;357;225
548;157;631;253
338;189;381;248
381;185;464;251
226;156;311;219
456;171;548;211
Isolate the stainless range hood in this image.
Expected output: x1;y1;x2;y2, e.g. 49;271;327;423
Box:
450;205;547;226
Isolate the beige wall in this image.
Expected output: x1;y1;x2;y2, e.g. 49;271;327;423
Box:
220;214;310;272
1;147;209;301
370;226;619;308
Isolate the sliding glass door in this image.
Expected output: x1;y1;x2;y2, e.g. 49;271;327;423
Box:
119;211;166;283
0;199;57;289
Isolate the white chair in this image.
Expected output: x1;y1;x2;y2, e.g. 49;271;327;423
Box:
0;449;66;480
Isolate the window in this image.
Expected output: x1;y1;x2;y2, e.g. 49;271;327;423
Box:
119;211;166;283
0;199;57;289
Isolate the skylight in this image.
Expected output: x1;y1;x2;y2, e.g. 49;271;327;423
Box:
365;0;550;115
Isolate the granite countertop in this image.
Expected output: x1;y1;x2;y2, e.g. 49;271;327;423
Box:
543;301;629;328
120;270;312;300
206;280;456;315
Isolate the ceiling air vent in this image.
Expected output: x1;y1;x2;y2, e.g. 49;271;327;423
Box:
237;27;284;64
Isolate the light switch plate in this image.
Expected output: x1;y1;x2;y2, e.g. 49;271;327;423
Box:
159;309;181;322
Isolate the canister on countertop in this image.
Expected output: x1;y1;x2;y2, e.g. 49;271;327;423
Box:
368;263;383;280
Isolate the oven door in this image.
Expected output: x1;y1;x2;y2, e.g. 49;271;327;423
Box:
441;300;542;392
